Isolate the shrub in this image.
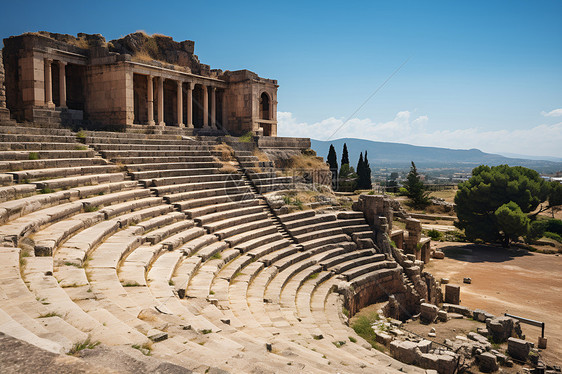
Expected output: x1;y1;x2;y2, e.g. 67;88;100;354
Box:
351;312;383;351
427;229;443;241
544;219;562;235
544;231;562;243
238;131;254;143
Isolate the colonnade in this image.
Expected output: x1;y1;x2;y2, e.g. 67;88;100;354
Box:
44;58;66;108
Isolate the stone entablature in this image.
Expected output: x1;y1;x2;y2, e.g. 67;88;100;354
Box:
2;32;278;135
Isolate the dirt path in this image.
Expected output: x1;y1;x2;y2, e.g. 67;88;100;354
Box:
425;242;562;364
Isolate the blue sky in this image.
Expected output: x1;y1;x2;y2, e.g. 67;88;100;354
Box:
1;0;561;157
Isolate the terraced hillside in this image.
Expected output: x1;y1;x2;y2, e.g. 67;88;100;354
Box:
0;124;426;373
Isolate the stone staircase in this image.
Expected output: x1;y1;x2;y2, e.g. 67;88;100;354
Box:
0;125;424;373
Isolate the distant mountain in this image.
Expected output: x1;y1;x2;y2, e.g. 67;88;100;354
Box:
310;138;562;173
498;153;562;163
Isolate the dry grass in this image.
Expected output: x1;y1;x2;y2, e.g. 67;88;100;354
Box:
214;143;235;162
253;149;271;163
285;154;329;171
132;50;154;63
219;163;238;174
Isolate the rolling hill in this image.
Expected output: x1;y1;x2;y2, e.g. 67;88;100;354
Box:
311;138;562;173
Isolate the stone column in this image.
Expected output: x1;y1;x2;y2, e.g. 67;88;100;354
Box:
58;61;67;108
210;86;216;128
186;82;193;128
157;77;165;126
44;59;55;108
202;85;208;128
221;90;228;129
176;80;184;127
147;75;155;125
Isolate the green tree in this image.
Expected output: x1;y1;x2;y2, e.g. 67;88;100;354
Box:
341;143;350;166
338;164;357;192
356;152;365;188
494;202;530;247
405;161;429;208
363;151;372;190
455;164;562;245
327;144;338;178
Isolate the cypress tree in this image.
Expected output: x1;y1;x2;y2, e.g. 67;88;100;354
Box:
327;144;338;176
341;143;350;166
363;151;372;189
356;152;365;189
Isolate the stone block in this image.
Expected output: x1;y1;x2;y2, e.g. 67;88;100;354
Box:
538;336;547;349
420;303;439;323
473;309;489;322
375;331;392;345
437;310;448;322
432;250;445;259
444;284;460;304
389;340;417;364
507;337;531;361
486;316;521;343
417;339;432;353
479;352;499;372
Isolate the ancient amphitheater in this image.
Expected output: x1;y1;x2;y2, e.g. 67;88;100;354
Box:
0;32;448;373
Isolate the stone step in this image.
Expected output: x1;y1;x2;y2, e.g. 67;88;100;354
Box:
142;172;241;187
175;191;254;211
348;267;402;289
110;155;214;164
294;227;345;244
251;176;292;186
153;178;245;196
84;130;187;140
0;125;73;136
331;254;387;274
163;185;250;203
341;260;397;281
203;211;269;233
126;161;222;172
278;210;316;223
223;225;278;247
178;234;218;256
290;220;341;237
81;188;152;210
100;149;222;158
196;241;231;262
195;205;265;226
99;196;163;221
161;227;207;251
255;184;292;194
183;197;259;218
143;219;194;245
0;173;13;186
283;214;336;230
0;142;90;151
246;240;294;263
214;218;272;241
0;133;77;143
318;249;376;270
8;164;120;183
92;143;216;151
0;150;96;160
130;167;222;180
0;157;108;172
0;183;35;203
300;234;354;251
136;211;186;235
0;190;78;226
337;211;365;220
34;172;126;190
218;254;254;281
234;232;285;253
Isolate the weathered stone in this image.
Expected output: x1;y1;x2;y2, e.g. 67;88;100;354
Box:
486;316;521;343
463;277;472;284
420;302;439;323
417;339;432;353
468;332;491;347
479;352;499;372
148;330;168;342
440;277;449;284
438;310;448;322
473;309;489;322
389;340;418;364
444;284;460;304
432;250;445;259
375;331;393;345
507;337;531;361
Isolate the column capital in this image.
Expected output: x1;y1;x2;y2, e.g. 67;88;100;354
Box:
187;81;194;90
177;80;182;87
44;58;53;64
58;60;67;67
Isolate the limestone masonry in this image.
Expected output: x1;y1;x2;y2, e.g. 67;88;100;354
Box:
2;31;278;135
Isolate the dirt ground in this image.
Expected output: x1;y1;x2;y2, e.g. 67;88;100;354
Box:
426;242;562;365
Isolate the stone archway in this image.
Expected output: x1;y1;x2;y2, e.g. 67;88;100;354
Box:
259;92;270;120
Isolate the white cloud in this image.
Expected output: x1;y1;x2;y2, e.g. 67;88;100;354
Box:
277;111;562;158
541;108;562;117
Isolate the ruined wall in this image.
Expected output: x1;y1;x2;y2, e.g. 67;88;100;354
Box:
85;62;133;126
0;53;8;115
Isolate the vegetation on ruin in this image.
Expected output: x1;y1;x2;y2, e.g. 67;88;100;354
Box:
238;131;254;143
131;342;152;356
404;161;430;208
67;338;100;355
350;311;384;352
455;165;562;247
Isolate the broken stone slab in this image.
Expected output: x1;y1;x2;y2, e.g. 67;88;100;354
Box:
375;331;392;345
417;339;432;353
507;337;531;361
468;332;491;346
477;327;490;336
444;284;460;304
473;309;494;322
442;303;472;317
389;340;417;364
437;310;448;322
478;352;499;373
147;329;168;342
420;303;439;323
487;316;522;343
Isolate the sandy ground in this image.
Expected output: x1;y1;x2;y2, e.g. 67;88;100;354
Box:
426;242;562;364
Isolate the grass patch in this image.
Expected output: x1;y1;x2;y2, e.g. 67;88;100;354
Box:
131;342;152;356
342;306;349;318
426;229;443;241
201;329;212;334
84;205;99;212
74;145;88;151
38;312;62;318
76;130;86;139
68;338;100;355
40;188;55;194
168;279;174;286
238;131;254;143
28;152;39;160
351;311;384;351
209;290;215;295
122;281;141;287
211;252;222;260
332;340;346;348
308;272;319;280
348;336;357;343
